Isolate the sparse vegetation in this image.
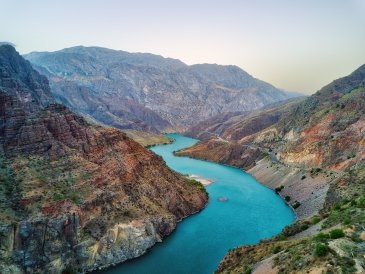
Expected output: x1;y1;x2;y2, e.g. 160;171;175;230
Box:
0;155;22;221
310;216;321;224
275;185;284;193
314;243;329;257
185;178;207;194
314;232;329;242
329;229;345;239
124;130;173;147
291;201;301;209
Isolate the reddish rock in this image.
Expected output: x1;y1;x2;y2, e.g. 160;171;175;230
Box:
0;45;208;273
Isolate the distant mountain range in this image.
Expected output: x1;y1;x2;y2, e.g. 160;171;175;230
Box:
25;46;298;132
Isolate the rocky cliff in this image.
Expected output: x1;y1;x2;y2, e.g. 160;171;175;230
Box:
179;64;365;273
24;46;295;132
0;45;208;274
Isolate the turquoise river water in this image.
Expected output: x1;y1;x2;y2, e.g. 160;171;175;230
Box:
104;133;295;274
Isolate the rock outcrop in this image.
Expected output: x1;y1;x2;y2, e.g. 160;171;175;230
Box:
0;45;208;274
24;46;295;132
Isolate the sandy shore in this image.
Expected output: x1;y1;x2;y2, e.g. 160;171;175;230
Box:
188;174;214;186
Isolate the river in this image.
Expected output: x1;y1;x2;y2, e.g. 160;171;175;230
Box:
104;133;294;274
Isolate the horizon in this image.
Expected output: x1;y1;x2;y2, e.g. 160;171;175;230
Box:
1;0;365;94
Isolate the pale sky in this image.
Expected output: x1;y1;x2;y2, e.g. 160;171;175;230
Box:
1;0;365;93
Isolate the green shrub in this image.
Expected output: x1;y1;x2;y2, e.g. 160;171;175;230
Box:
68;192;82;204
277;235;287;241
244;267;252;274
342;218;351;225
357;195;365;208
275;185;284;193
53;193;64;201
62;265;77;274
301;175;306;180
185;178;207;194
333;204;341;210
314;243;329;257
330;229;345;239
292;201;301;209
285;196;291;202
272;245;282;254
310;216;321;224
314;232;329;242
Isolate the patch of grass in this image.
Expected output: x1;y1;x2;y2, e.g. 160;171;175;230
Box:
53;192;64;201
336;255;357;274
329;229;345;239
272;245;282;254
310;216;321;224
185;178;207;194
314;243;329;257
322;196;365;230
12;155;89;209
314;232;329;242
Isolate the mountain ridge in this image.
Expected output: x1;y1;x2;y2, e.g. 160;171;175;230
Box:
24;46;297;132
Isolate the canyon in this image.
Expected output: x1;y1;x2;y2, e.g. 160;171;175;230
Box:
1;42;365;274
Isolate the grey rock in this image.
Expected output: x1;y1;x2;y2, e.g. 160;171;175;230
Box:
25;46;295;132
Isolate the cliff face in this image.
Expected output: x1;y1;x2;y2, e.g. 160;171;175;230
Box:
0;45;208;274
275;69;365;170
24;46;294;132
